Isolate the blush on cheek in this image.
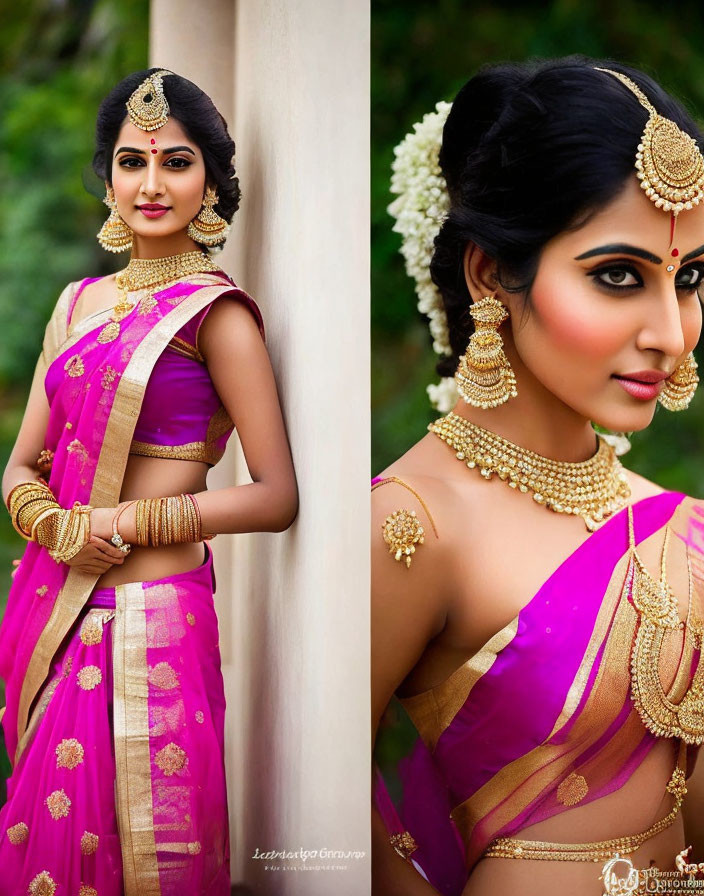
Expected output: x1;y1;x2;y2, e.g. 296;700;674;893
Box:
528;281;627;360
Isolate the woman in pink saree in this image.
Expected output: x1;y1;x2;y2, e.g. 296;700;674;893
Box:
0;69;298;894
372;58;704;895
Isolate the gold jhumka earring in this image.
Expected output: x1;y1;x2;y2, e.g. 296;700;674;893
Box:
187;186;229;247
658;352;699;411
455;294;518;408
96;185;132;253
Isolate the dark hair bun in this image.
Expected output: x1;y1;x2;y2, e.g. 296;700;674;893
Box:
429;55;703;377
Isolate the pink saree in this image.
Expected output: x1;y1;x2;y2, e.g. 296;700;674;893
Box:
0;272;254;894
373;485;704;895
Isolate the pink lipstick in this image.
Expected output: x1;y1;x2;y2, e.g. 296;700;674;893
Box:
137;204;170;218
612;369;668;401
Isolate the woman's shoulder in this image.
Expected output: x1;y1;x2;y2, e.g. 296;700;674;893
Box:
372;427;499;522
371;430;483;596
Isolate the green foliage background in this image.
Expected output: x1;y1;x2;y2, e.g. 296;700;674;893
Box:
0;0;149;798
372;0;704;483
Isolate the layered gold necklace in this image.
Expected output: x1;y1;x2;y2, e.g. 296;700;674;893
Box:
626;505;704;744
428;412;631;531
97;250;221;344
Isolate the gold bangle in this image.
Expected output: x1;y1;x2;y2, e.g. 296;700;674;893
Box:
133;495;204;547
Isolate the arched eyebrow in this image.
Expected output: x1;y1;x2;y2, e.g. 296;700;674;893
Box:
574;244;662;264
113;145;196;158
681;244;704;263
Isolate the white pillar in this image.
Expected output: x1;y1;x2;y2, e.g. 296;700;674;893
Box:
150;2;370;894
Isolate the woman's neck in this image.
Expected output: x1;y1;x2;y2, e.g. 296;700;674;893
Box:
129;233;202;260
452;372;599;463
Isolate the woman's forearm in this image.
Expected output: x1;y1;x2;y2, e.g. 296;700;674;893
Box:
118;480;298;543
2;463;43;506
372;806;440;896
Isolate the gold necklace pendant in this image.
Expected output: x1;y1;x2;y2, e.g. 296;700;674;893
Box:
627;505;704;744
428;412;631;531
95;251;221;345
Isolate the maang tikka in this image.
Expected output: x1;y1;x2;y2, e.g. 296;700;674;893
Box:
595;67;704;260
455;294;518;408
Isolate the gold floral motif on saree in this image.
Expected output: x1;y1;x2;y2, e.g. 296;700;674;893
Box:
556;772;588;806
36;585;48;597
187;841;202;855
148;661;179;690
149;705;184;738
137;293;158;315
28;871;57;896
80;831;99;855
186;612;196;626
78;886;97;896
45;789;71;820
64;354;85;378
101;365;118;389
390;831;419;859
6;821;29;844
80;616;104;646
66;439;89;468
195;710;204;724
76;665;102;690
155;742;188;776
55;737;84;769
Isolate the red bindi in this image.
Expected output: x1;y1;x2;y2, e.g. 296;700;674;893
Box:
151;148;157;154
671;248;680;257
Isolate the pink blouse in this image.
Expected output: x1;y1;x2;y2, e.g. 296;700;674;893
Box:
66;275;265;467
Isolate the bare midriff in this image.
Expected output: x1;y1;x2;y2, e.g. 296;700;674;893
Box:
93;453;209;589
463;737;683;896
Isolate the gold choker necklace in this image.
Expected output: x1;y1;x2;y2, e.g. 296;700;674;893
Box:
428;412;631;531
97;250;221;344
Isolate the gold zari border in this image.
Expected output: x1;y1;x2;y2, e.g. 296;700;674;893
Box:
113;581;160;892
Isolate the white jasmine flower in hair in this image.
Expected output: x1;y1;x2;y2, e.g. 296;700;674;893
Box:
389;101;453;369
597;431;632;456
427;376;459;413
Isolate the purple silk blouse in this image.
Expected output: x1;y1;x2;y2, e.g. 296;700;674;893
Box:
60;276;265;467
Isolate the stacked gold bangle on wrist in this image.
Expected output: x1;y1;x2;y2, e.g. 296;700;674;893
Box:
6;479;92;563
134;493;205;547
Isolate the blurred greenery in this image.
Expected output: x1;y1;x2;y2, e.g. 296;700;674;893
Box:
0;0;148;801
372;0;704;486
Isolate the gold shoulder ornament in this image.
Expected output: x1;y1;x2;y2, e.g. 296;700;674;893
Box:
372;476;438;569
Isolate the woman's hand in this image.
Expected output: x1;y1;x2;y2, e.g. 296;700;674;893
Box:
64;535;127;575
60;506;129;575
